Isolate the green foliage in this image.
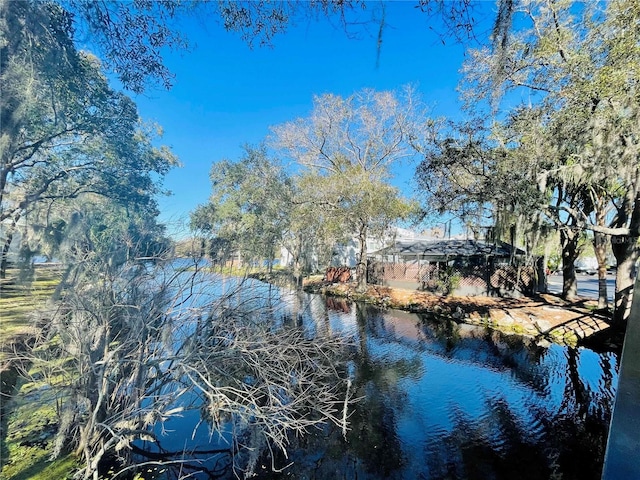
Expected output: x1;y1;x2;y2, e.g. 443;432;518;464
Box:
435;266;462;295
460;0;640;241
191;145;289;267
419;0;640;317
335;165;417;236
19;195;172;277
421;265;462;295
0;0;177;277
68;0;187;93
273;87;428;287
547;252;562;272
416;122;543;232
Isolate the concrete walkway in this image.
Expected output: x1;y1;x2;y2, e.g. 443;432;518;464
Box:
602;276;640;479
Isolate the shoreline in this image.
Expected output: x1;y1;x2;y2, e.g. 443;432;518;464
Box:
301;278;621;350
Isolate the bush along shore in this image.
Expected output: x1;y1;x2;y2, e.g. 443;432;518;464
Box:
300;277;620;350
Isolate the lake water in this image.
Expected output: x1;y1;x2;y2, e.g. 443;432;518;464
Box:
140;273;619;480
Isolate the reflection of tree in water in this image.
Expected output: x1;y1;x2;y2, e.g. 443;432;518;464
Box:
326;296;352;314
417;312;560;395
422;348;616;480
345;303;412;477
416;312;464;352
236;299;617;480
536;348;616;480
251;370;406;479
251;302;418;479
131;442;233;480
426;399;552;480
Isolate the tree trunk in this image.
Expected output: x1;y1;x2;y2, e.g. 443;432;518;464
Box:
611;234;639;327
565;347;589;420
293;257;302;288
292;235;303;288
593;232;609;310
0;213;21;279
536;256;547;294
560;228;581;301
267;253;274;274
1;235;13;279
610;189;640;327
355;223;368;292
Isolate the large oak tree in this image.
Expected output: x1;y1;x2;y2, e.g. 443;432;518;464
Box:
458;0;639;324
272;87;426;290
0;0;177;277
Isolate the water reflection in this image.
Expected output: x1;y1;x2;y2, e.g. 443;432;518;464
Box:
257;292;618;480
142;276;619;480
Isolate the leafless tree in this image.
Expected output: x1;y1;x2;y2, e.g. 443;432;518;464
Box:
18;250;353;479
271;87;433;290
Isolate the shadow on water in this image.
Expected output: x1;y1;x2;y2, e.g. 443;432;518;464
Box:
266;302;617;480
133;278;619;480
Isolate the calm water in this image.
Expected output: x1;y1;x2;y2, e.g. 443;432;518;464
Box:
142;274;619;480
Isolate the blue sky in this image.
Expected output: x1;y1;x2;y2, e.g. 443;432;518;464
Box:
130;2;495;236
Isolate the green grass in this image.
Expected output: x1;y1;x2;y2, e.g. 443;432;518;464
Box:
0;269;61;356
547;328;579;347
1;355;78;479
1;452;78;480
1;370;79;480
1;397;60;480
0;267;78;480
209;264;287;277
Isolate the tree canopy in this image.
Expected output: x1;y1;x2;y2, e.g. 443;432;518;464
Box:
191;145;291;269
0;0;177;276
272;87;426;289
420;0;640;323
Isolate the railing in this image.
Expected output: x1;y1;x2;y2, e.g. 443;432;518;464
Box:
601;274;640;479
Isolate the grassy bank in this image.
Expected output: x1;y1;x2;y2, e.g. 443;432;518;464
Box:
0;269;60;358
0;266;78;480
248;268;298;286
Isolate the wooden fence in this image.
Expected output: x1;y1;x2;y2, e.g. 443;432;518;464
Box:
367;260;536;297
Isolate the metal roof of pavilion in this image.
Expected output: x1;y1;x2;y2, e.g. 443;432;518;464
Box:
370;239;525;258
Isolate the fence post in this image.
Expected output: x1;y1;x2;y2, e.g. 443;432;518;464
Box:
485;257;492;296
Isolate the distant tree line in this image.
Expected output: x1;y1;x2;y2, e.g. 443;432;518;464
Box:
193;0;640;328
191;87;430;291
